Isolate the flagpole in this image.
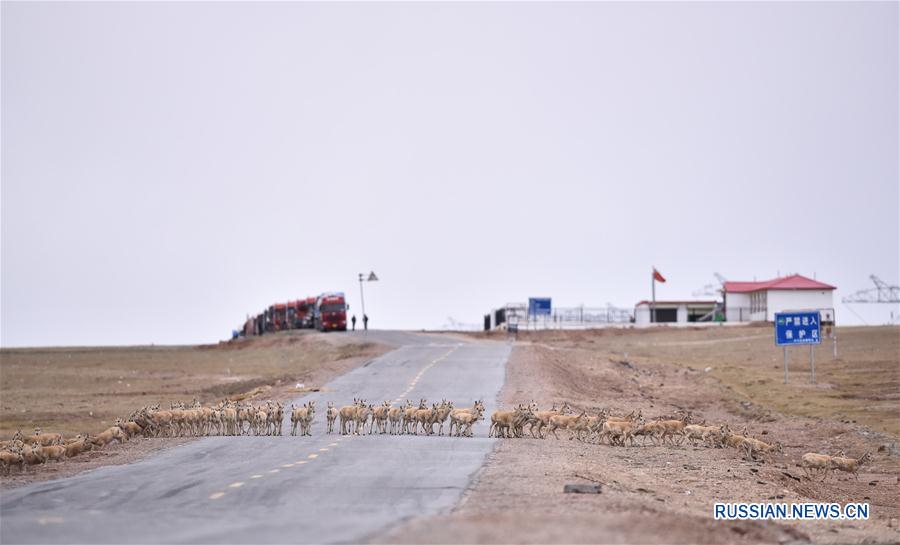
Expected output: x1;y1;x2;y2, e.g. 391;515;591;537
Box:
651;268;656;324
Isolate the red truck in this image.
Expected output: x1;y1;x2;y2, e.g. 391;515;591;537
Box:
314;292;348;331
288;299;315;329
269;303;289;331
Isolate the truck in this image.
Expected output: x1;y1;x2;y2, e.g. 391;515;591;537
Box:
314;292;348;332
268;303;289;331
288;298;314;329
303;297;317;328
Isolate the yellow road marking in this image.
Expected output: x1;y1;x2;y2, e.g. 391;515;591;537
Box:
268;469;280;473
209;492;225;500
250;475;263;479
328;443;338;447
295;460;307;464
318;448;328;452
228;482;244;488
282;463;295;468
308;454;318;459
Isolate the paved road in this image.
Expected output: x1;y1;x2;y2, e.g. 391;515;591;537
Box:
1;332;510;544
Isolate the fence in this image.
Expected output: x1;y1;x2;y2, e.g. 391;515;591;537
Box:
500;305;634;330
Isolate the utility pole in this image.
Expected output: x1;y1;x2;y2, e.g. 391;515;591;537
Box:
358;273;366;328
651;267;666;323
358;271;379;335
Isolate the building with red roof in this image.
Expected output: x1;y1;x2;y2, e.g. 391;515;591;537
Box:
724;274;835;322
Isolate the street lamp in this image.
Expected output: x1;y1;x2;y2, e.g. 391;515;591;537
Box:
358;271;378;334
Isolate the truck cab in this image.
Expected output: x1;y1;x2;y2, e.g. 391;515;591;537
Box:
314;292;348;331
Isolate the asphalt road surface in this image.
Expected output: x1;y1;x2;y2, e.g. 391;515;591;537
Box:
0;332;510;544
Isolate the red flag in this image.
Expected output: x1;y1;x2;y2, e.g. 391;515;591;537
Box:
653;268;666;283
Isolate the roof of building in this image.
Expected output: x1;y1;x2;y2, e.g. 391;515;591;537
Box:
635;300;718;307
724;274;836;293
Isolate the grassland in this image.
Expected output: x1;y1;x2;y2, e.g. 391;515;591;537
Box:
497;324;899;437
0;331;386;439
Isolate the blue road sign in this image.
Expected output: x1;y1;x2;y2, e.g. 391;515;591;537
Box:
775;311;822;346
528;298;552;316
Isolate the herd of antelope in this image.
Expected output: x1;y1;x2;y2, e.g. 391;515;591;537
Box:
486;401;872;480
0;397;485;475
1;397;872;482
328;398;486;437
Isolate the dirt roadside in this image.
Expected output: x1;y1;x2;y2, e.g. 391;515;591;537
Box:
378;326;900;544
0;331;389;489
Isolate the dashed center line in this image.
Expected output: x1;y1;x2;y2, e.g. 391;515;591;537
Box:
395;346;457;399
205;344;461;509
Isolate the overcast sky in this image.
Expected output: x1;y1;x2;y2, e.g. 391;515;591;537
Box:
2;2;898;347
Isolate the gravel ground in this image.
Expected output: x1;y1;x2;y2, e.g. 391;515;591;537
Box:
378;328;900;544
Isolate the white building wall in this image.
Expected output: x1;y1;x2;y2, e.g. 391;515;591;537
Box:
765;290;835;321
677;304;688;323
725;292;751;322
635;304;651;325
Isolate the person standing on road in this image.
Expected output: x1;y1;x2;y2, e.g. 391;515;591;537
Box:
363;314;369;331
351;315;357;331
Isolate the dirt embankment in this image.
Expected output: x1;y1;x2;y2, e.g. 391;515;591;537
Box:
380;326;900;544
0;331;388;488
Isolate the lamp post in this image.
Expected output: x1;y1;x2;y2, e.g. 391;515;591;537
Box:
358;271;378;334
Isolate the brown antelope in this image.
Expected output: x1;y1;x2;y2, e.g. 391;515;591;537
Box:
118;419;144;440
800;452;838;481
31;428;63;447
454;407;484;437
413;404;437;435
431;400;453;435
326;402;339;434
402;399;425;435
830;452;872;480
449;400;485;436
371;401;392;434
355;403;374;435
92;426;126;448
598;415;645;446
742;436;782;461
546;410;586;440
526;402;571;439
39;444;67;463
65;435;94;458
491;405;533;438
0;448;26;474
339;399;362;435
683;424;724;448
388;401;410;435
291;402;316;436
21;443;46;466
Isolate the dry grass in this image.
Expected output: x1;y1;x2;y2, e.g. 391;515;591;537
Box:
496;325;899;437
0;330;386;439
